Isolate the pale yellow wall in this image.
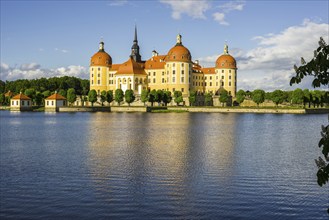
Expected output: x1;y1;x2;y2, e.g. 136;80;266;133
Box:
164;61;190;95
145;69;167;91
214;68;236;97
191;72;205;93
45;100;66;107
11;99;31;107
90;66;109;95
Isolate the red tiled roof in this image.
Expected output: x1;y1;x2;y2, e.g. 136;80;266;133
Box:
145;55;166;69
202;67;216;74
45;93;66;100
116;57;146;75
11;93;31;100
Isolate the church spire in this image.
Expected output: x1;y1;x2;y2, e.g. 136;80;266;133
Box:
131;25;141;62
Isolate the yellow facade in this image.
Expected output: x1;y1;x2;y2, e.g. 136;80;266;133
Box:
89;33;237;102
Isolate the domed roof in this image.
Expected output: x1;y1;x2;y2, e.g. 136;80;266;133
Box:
90;42;112;67
166;34;191;62
215;44;236;69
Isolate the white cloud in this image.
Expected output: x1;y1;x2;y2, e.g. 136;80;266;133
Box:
54;48;69;53
160;0;210;20
218;0;245;13
197;20;329;91
212;12;229;26
213;0;246;25
0;63;88;81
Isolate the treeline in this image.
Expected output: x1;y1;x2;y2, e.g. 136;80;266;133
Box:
0;76;89;106
234;88;328;108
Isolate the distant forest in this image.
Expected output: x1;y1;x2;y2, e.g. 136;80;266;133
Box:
0;76;89;95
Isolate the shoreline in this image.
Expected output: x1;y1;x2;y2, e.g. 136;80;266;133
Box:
2;106;329;114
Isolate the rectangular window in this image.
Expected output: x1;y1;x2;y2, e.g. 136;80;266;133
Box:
216;76;218;80
229;75;231;79
92;74;94;77
162;72;164;76
153;78;156;83
109;80;111;84
229;82;231;86
222;76;224;80
205;82;207;86
229;70;231;73
22;101;25;106
173;88;175;92
222;82;224;86
210;76;212;80
181;77;184;83
162;78;165;83
52;101;54;106
98;68;100;71
181;70;184;76
222;70;224;73
210;82;212;86
172;77;175;83
148;72;151;76
16;101;18;105
153;72;156;76
12;101;14;105
98;80;100;84
181;88;184;92
181;63;184;67
173;70;176;75
98;74;100;77
47;101;49;106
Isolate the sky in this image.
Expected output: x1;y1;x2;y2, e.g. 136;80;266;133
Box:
1;0;328;91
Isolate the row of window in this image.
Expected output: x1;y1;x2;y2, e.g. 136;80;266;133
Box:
11;100;30;106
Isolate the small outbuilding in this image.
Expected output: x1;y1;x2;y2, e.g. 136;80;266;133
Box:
10;92;32;111
45;92;67;112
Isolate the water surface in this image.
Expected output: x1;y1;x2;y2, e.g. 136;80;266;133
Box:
0;111;328;219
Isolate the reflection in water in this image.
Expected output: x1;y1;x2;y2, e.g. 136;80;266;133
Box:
1;111;327;219
87;112;237;217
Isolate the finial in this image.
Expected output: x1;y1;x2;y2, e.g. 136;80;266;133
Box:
224;42;229;54
176;34;182;45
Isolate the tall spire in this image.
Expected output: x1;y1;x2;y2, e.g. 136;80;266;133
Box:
134;25;138;43
131;25;141;62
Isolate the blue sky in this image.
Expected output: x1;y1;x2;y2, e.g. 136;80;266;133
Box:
1;0;328;91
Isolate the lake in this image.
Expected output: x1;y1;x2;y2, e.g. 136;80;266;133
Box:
0;111;328;219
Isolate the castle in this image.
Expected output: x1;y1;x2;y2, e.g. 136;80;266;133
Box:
89;27;237;105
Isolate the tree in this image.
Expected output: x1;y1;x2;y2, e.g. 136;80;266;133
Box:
291;88;304;106
148;89;158;106
173;91;183;106
24;88;36;104
236;89;246;105
88;89;97;107
291;37;329;214
271;89;285;107
124;89;135;106
42;90;51;98
156;90;164;106
0;93;5;105
141;89;149;106
252;89;265;107
290;37;329;88
204;92;212;106
219;89;229;107
163;91;172;106
58;89;67;98
189;90;197;106
35;92;43;106
106;90;113;105
303;89;311;108
67;88;76;106
115;89;124;106
100;90;107;106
